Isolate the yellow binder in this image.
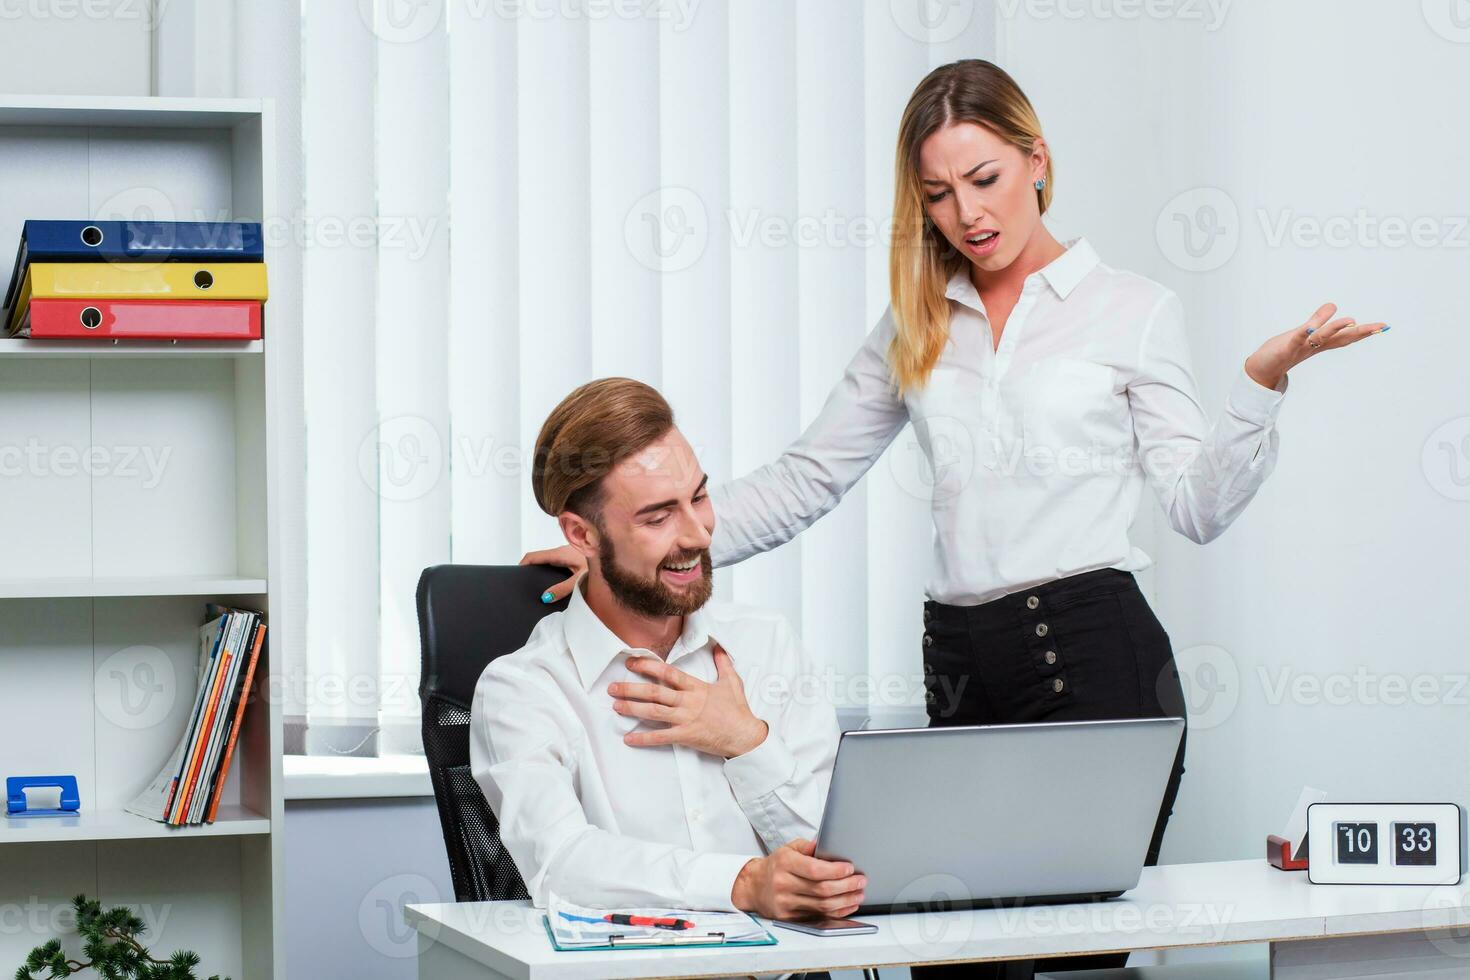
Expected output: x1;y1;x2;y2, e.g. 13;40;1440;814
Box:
8;262;269;333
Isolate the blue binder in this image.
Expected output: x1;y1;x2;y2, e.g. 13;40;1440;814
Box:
3;220;265;313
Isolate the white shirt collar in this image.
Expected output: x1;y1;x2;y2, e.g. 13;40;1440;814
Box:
1039;236;1100;299
945;235;1100;307
563;580;721;690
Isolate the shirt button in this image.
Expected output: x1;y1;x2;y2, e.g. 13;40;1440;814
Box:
1053;678;1065;693
1035;623;1049;637
1026;595;1039;610
1044;650;1057;665
923;607;932;624
923;633;933;648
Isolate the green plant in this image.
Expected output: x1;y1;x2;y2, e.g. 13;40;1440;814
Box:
16;895;227;980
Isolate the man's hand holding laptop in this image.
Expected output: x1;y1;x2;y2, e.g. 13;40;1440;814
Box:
731;838;866;920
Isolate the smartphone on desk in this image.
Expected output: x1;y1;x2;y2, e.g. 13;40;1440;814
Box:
772;917;878;937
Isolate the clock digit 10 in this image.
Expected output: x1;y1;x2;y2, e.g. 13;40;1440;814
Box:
1334;822;1378;865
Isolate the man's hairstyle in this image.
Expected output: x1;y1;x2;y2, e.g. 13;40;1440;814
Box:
532;377;676;519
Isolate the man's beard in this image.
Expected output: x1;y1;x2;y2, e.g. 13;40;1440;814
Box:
599;536;713;618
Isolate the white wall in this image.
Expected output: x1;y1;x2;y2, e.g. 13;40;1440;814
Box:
284;797;451;979
0;0;152;95
1001;0;1470;866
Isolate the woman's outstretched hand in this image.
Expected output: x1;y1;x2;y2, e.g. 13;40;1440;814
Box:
520;545;587;603
1244;302;1388;391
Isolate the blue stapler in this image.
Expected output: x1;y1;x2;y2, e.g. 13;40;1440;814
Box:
6;775;81;817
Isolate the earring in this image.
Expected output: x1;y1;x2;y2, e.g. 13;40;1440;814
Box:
1034;177;1047;191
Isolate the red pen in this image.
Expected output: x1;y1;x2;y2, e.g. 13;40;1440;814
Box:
604;914;694;930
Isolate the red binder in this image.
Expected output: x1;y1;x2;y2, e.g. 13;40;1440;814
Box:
17;298;262;340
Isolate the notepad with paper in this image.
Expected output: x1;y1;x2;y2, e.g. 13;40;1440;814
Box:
543;893;777;951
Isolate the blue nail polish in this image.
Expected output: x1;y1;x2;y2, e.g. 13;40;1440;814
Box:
1379;325;1391;333
541;591;554;604
1305;327;1315;335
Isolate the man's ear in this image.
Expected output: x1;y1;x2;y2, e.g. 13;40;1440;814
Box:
559;511;600;560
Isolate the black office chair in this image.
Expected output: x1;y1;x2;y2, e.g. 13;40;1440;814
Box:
417;563;569;903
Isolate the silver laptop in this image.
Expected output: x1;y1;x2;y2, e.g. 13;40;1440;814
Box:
814;716;1186;913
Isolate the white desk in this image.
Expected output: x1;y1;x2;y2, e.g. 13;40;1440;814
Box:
406;859;1470;979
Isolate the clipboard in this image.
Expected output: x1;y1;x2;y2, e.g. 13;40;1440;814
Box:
541;913;778;951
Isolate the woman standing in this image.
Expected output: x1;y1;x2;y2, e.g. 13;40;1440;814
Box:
526;59;1384;977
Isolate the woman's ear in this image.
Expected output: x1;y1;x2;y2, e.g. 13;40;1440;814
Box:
1030;137;1050;183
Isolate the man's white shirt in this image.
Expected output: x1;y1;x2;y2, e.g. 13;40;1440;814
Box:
470;584;840;910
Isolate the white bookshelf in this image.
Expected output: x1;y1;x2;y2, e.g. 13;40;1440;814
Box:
0;575;269;599
0;96;283;980
2;805;271;845
0;338;263;358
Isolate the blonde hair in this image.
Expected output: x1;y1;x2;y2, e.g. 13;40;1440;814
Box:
532;378;675;519
888;60;1052;394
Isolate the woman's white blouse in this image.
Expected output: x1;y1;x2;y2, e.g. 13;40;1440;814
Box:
710;237;1289;606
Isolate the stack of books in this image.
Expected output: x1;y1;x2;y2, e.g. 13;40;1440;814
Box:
125;605;267;826
2;219;268;340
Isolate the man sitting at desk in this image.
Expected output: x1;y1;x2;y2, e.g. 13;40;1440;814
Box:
470;378;864;921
